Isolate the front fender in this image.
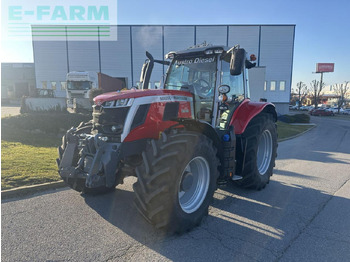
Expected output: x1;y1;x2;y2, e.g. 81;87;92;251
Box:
230;99;277;135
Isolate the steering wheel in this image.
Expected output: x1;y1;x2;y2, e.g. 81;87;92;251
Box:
193;78;211;97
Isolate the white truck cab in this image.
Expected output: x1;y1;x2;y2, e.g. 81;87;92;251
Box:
66;71;98;111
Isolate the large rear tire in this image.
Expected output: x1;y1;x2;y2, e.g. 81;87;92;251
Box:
235;113;277;190
133;130;219;233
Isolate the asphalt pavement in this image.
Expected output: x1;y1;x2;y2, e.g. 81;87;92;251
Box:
2;116;350;262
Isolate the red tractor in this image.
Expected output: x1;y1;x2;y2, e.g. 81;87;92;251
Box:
57;44;278;233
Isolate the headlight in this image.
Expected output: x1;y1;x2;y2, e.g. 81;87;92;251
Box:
115;98;129;107
103;98;133;108
104;100;114;107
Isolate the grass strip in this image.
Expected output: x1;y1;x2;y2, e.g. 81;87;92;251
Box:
1;141;60;190
276;121;314;141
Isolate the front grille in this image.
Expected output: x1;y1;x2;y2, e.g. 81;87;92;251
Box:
70;93;86;98
92;106;130;139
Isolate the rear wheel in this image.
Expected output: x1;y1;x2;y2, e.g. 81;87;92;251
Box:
235;113;277;190
133;130;219;233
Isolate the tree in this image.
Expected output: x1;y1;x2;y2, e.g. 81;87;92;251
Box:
310;79;325;109
333;81;350;113
295;81;308;108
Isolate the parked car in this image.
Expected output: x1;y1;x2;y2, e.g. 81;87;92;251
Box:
327;107;344;114
310;108;334;116
299;106;310;111
343;109;350;115
307;106;315;111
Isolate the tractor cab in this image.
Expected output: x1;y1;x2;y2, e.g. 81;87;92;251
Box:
141;43;256;130
164;45;250;129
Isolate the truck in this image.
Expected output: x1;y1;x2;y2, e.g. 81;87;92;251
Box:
58;43;278;233
66;71;125;112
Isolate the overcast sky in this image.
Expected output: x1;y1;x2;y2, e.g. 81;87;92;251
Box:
1;0;349;90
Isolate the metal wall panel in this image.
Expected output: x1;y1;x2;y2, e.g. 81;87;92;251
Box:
131;26;163;88
228;26;259;58
67;39;100;73
164;26;195;54
33;40;68;97
196;26;227;46
32;25;295;109
100;26;132;87
259;25;295;103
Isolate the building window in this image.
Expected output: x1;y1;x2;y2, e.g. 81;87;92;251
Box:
279;81;286;91
42;81;47;89
270;81;276;91
51;81;57;90
60;81;67;90
264;81;267;91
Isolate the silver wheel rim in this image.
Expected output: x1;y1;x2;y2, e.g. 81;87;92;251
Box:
257;129;273;175
178;156;210;214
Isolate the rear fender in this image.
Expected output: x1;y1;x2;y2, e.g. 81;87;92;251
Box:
230;99;277;135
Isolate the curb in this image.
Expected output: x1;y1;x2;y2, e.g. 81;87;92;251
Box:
1;181;67;200
278;124;317;142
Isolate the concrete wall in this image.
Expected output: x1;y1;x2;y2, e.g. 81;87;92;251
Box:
274;102;290;115
249;67;266;102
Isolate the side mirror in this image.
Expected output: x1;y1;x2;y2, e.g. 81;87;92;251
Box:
230;48;245;75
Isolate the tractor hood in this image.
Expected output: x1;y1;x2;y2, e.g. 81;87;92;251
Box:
94;89;193;106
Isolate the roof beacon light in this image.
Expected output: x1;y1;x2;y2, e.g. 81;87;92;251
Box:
250;54;257;61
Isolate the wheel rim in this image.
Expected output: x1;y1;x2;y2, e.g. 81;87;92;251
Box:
256;129;273;175
178;156;210;214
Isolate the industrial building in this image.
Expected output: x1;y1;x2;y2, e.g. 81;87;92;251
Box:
32;24;295;114
1;63;36;102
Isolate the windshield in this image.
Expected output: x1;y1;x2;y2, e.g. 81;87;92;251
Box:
164;55;217;123
164;55;217;97
67;81;92;90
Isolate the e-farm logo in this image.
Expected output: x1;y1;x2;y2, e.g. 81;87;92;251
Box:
9;6;109;21
3;0;118;41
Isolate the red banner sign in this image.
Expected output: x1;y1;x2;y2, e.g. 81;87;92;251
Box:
316;63;334;73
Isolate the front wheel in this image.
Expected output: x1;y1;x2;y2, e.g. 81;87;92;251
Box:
133;130;219;233
235;113;277;190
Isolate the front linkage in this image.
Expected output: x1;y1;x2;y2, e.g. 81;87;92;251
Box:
57;125;122;192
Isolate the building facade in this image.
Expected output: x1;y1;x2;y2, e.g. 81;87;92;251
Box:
32;24;295;114
1;63;36;101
